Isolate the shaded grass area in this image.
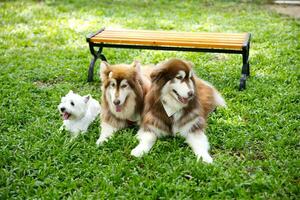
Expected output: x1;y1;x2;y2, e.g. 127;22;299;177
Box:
0;0;299;199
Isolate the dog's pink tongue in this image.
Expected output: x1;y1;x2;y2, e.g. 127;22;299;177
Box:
116;105;122;112
63;112;70;120
180;97;189;104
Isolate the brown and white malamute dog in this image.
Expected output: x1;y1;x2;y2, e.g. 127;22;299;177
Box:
131;58;226;163
96;61;151;145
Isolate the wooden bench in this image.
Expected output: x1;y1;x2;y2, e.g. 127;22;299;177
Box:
86;28;251;90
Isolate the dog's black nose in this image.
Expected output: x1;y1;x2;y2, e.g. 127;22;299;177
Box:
113;99;120;105
188;91;194;98
60;107;66;112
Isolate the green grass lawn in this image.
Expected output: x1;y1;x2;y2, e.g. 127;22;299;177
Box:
0;0;299;199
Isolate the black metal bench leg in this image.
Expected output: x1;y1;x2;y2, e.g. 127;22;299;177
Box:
87;43;107;82
99;54;107;62
88;56;97;82
239;44;250;91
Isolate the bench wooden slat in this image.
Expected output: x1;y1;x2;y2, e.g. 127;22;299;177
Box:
98;32;246;39
96;32;246;39
95;35;246;41
103;29;247;37
89;29;248;50
95;36;245;44
91;38;244;50
96;31;247;41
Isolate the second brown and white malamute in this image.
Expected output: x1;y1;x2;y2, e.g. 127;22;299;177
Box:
131;58;226;163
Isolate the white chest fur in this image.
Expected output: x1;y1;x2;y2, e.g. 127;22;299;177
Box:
172;110;202;137
161;92;184;117
160;94;201;136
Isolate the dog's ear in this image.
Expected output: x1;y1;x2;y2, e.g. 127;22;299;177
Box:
150;68;164;82
132;60;141;71
100;61;111;80
83;94;91;103
184;60;194;68
150;61;168;82
132;60;142;77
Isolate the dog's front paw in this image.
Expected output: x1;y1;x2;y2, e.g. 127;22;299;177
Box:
59;125;64;131
197;153;213;164
96;138;107;146
130;147;145;157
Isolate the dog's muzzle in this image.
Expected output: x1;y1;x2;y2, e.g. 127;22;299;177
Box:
172;89;193;104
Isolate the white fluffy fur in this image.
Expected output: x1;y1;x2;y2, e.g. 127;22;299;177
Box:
58;90;101;138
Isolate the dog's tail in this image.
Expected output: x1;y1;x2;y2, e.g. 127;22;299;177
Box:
96;102;101;116
213;89;226;107
97;105;101;115
89;97;101;117
201;79;226;108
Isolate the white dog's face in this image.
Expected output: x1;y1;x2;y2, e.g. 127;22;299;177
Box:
58;90;90;120
162;70;195;105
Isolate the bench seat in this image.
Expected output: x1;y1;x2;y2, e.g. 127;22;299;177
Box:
89;29;249;51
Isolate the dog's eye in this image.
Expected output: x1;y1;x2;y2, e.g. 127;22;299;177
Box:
121;84;127;89
70;101;75;106
176;76;183;80
110;82;116;87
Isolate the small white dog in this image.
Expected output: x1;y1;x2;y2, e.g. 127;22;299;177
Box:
58;90;101;138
